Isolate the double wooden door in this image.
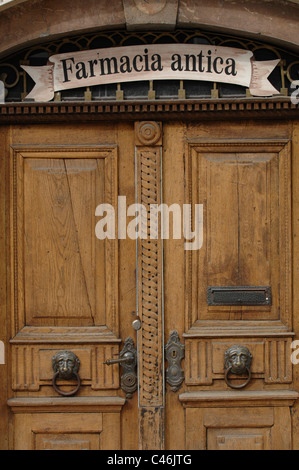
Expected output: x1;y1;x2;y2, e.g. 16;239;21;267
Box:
1;118;298;450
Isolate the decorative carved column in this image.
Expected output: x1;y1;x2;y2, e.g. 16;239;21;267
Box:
135;121;164;450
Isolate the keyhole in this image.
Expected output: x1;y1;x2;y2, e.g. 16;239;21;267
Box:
172;350;177;359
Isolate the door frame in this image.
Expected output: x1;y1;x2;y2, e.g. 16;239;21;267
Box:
1;101;299;450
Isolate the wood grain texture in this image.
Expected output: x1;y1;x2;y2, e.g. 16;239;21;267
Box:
185;139;292;328
184;338;293;386
0;125;9;450
2;119;298;450
180;125;296;450
8;406;121;450
6;124;130;450
11;145;118;334
182;392;295;450
291;121;299;450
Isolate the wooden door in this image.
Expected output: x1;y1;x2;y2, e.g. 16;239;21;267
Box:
1;118;298;450
3;122;138;450
162;120;298;450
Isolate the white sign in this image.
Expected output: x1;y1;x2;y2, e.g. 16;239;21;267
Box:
21;44;280;102
0;0;17;4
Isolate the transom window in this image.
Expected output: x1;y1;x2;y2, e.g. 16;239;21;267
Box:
0;29;298;102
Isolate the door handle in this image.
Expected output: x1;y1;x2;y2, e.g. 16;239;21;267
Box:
104;337;137;399
104;351;135;366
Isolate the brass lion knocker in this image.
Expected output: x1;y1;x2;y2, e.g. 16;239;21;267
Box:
224;345;252;390
52;350;81;397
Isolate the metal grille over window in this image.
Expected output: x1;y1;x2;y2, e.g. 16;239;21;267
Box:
0;29;298;102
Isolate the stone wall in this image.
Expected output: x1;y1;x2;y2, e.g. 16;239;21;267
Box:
0;0;299;58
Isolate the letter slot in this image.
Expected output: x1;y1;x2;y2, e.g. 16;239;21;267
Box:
207;286;271;306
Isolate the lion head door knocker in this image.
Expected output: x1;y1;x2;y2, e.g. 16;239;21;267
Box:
52;350;81;397
224;345;252;390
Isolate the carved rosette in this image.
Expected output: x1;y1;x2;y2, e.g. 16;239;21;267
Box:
135;121;162;146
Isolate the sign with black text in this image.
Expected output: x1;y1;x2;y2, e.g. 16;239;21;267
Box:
21;44;280;101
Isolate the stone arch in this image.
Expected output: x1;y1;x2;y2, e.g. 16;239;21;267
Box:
1;0;299;59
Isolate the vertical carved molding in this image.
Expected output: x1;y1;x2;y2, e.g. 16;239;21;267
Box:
12;346;39;391
185;340;213;386
91;345;120;390
135;122;164;450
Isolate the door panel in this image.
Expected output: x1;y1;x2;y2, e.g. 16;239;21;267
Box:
8;402;124;450
24;157;106;326
185;140;291;324
12;146;118;332
164;121;298;451
6;123;138;450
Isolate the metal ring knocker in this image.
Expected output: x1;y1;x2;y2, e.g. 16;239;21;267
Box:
52;350;81;397
225;365;252;390
224;345;252;390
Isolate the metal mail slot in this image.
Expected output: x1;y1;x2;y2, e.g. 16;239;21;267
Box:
207;286;272;306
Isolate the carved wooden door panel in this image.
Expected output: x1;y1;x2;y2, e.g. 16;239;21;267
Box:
162;121;298;450
6;122;138;450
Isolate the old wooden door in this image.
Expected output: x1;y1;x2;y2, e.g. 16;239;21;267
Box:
2;118;298;450
162;120;298;450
